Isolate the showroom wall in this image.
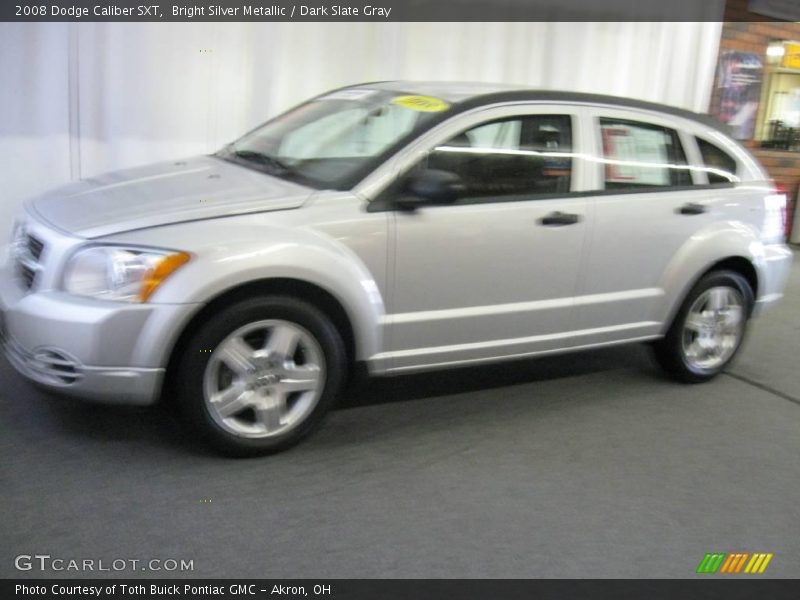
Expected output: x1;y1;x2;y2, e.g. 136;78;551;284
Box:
0;21;724;244
712;2;800;204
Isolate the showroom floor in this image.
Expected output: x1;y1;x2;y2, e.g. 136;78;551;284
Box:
2;252;799;579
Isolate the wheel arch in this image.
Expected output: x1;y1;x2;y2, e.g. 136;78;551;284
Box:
656;219;765;333
160;278;359;403
661;254;759;334
700;256;758;301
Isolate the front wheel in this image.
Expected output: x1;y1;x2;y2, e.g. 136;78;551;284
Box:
176;296;347;456
652;270;753;383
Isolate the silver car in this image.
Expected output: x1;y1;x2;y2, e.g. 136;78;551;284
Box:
1;82;793;454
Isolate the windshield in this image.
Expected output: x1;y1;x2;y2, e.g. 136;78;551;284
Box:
217;89;451;190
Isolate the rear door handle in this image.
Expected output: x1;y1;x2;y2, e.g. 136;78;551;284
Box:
539;211;581;226
678;202;707;215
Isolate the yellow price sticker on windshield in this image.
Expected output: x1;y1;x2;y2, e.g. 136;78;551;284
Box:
392;95;450;112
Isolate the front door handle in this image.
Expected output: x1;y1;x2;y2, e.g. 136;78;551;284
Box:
539;211;581;226
678;202;707;215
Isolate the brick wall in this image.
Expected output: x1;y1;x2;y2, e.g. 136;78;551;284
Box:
751;150;800;194
713;1;800;236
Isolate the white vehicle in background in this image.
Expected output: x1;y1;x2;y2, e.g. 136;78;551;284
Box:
1;82;793;455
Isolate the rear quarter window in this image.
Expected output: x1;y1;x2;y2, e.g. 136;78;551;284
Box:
695;137;738;184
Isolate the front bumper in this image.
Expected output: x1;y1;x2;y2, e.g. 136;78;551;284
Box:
0;263;199;406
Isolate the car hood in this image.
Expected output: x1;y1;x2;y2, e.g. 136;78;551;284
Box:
26;155;315;238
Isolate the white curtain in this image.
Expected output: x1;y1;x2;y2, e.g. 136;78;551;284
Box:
0;21;723;243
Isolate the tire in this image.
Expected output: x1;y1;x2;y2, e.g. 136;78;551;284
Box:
175;295;347;456
652;270;753;383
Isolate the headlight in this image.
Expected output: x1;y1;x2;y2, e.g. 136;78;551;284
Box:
64;246;191;302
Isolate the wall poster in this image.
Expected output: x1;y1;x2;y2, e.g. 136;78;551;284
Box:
712;51;764;140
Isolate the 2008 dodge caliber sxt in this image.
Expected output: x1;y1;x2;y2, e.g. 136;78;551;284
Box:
1;82;793;455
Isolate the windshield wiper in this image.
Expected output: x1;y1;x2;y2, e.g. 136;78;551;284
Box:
229;149;294;175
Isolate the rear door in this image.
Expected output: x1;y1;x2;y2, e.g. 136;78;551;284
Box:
575;108;722;340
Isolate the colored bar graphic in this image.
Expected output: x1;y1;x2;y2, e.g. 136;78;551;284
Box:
697;553;727;574
719;553;749;573
719;554;736;573
744;553;774;574
745;554;761;573
700;552;773;574
759;553;774;573
734;553;749;573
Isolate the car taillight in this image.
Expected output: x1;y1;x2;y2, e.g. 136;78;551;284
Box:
776;185;789;239
779;185;796;242
763;183;788;243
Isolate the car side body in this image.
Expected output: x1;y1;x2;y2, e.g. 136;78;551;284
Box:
0;82;793;452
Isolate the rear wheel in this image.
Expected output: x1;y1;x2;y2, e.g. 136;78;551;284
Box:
652;270;753;383
176;296;346;456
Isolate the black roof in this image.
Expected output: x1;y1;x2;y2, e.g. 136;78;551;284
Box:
366;81;730;135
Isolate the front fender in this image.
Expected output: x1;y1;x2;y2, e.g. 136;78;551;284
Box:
134;224;386;365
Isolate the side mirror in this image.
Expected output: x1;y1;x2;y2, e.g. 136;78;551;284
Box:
396;169;465;210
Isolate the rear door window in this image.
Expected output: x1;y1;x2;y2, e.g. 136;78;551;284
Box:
599;118;692;190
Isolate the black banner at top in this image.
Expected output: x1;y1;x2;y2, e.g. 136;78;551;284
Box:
0;0;763;23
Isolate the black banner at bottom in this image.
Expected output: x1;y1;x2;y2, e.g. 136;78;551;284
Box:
4;579;800;600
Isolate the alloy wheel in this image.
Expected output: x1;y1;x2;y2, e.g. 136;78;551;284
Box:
202;319;326;438
681;286;745;372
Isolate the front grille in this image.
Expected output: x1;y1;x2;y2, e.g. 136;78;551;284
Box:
27;234;44;261
3;333;83;386
30;349;82;385
16;262;36;289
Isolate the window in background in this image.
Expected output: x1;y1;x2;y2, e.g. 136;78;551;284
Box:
757;41;800;150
